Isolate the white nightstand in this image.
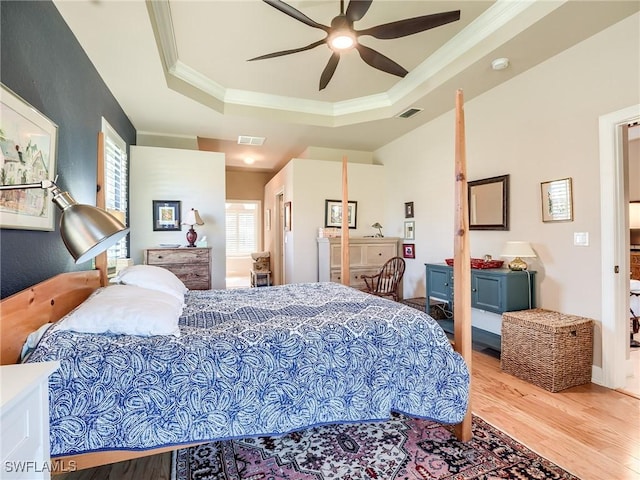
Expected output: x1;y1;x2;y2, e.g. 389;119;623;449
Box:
1;361;59;480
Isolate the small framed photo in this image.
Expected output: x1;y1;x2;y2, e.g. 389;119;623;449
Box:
153;200;181;231
541;178;573;222
403;243;415;259
404;201;414;218
325;199;357;229
404;221;415;240
284;202;292;231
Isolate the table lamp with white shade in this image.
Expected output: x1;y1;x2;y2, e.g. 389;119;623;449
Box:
182;208;204;247
501;241;536;271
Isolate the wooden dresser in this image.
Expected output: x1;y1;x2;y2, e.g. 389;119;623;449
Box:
144;247;211;290
318;237;401;292
631;251;640;280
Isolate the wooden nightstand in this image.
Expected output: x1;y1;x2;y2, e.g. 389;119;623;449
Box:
144;247;211;290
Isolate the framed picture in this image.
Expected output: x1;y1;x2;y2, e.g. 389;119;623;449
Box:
325;199;357;229
265;208;271;231
541;178;573;222
284;202;292;231
404;201;414;218
153;200;181;231
404;220;415;240
403;243;415;259
0;84;58;231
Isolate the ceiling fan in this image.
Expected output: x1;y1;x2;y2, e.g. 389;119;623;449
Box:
249;0;461;90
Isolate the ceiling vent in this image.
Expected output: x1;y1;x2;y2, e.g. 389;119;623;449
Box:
396;107;423;119
237;135;266;146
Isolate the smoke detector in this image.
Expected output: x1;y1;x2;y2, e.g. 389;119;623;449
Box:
491;58;510;71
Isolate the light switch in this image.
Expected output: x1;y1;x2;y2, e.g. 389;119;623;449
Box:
574;232;589;246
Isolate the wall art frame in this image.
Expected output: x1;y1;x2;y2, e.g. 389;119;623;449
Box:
284;202;292;231
325;199;357;229
152;200;181;231
403;243;416;259
404;220;415;240
541;177;573;222
404;201;414;218
0;83;58;231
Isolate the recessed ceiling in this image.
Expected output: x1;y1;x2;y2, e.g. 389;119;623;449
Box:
53;0;639;172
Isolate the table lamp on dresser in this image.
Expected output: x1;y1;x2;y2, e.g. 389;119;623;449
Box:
182;208;204;247
501;241;536;271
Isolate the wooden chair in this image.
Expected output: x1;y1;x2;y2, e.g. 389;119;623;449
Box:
361;256;406;302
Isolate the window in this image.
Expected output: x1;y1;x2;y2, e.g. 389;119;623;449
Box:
225;201;260;256
102;118;128;273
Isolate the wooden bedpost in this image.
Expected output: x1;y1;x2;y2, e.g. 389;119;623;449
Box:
453;89;473;441
95;131;108;286
341;155;350;286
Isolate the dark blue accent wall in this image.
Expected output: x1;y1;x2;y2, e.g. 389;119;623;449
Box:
1;1;136;298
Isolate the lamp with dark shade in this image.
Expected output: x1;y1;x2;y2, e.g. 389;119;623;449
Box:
182;208;204;247
0;179;129;263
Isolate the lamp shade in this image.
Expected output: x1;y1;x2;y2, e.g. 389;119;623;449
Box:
500;241;536;258
182;208;204;226
630;202;640;229
0;180;129;264
52;188;129;264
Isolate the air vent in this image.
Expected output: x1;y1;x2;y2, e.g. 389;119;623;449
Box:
396;108;423;119
237;135;266;146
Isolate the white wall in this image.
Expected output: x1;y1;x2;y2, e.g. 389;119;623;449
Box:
130;146;227;289
291;159;386;284
263;158;386;285
375;13;640;365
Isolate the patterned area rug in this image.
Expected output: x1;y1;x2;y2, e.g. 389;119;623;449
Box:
172;413;579;479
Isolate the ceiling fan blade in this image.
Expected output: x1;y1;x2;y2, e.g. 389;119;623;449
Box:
319;52;340;90
355;43;408;78
248;39;326;61
346;0;373;22
358;10;460;39
263;0;329;32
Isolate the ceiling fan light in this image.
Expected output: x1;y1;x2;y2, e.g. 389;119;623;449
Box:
329;31;355;50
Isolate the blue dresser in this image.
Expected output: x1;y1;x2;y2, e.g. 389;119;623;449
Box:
425;263;536;351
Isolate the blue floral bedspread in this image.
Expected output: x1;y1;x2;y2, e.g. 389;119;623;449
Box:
26;282;469;456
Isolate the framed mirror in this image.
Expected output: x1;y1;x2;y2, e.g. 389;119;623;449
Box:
468;174;509;230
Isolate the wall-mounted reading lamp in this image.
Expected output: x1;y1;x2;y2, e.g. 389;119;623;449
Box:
0;179;129;263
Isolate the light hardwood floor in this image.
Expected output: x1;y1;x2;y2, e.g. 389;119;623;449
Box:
54;349;640;480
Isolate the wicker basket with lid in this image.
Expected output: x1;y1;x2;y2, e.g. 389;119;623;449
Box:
501;308;593;392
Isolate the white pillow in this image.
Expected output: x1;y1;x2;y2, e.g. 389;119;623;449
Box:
56;285;182;337
113;265;187;302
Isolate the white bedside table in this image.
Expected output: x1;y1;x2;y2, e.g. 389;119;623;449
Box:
1;361;59;480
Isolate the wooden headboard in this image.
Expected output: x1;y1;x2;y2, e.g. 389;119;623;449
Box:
0;270;101;365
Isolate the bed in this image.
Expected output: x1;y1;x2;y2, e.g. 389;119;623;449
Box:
0;91;474;470
21;281;468;460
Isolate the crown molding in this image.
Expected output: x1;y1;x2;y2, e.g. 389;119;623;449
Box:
147;0;567;126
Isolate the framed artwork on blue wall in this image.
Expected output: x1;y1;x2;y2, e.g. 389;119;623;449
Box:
0;84;58;231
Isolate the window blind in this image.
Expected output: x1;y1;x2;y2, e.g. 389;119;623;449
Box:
225;201;259;256
102;119;128;271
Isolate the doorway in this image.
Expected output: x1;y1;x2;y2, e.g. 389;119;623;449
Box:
599;104;640;391
225;200;261;289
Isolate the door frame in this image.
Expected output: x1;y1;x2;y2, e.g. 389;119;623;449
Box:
599;104;639;388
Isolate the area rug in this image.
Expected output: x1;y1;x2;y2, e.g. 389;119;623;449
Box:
172;413;579;480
